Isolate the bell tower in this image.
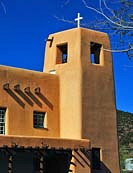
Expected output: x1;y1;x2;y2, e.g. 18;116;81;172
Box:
44;28;82;140
44;28;120;173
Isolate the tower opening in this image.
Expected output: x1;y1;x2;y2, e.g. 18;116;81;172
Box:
90;42;102;64
56;43;68;64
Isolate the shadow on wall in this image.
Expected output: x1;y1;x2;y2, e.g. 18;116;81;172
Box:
91;162;112;173
3;83;53;110
24;87;42;108
80;149;111;173
3;83;25;108
36;93;53;110
14;84;34;107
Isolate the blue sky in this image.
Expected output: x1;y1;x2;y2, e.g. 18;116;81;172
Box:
0;0;133;113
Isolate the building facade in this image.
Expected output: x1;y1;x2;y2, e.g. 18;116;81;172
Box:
0;27;119;173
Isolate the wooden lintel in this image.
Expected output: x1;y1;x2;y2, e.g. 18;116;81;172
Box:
0;136;90;150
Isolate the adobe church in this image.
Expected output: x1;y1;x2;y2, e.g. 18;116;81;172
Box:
0;27;120;173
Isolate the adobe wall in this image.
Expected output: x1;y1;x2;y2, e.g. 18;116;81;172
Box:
44;28;83;140
81;28;120;173
0;66;60;137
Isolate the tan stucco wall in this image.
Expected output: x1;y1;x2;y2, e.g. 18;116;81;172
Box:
0;66;60;137
81;28;120;173
44;28;83;139
44;28;120;173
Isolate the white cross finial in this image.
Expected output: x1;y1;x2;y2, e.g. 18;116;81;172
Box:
75;13;83;28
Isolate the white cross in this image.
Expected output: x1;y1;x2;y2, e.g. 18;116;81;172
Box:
75;13;83;28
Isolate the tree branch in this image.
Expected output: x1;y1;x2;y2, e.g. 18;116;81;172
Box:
0;0;6;14
81;0;133;29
